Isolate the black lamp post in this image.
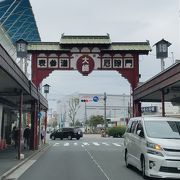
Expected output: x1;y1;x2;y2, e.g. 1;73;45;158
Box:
16;39;28;58
154;39;171;71
43;84;50;99
16;39;28;75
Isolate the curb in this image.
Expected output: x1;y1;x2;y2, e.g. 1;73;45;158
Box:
0;144;51;180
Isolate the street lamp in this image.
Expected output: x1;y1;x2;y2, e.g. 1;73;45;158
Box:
16;39;28;75
154;39;171;71
43;84;50;99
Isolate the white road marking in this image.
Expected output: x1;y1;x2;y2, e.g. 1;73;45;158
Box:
84;147;110;180
6;160;36;180
93;142;100;146
102;142;109;146
64;142;69;146
53;141;123;148
112;143;121;147
53;142;60;147
83;142;89;146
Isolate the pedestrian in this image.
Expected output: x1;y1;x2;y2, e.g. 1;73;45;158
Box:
13;127;19;149
101;128;106;137
41;127;46;144
23;125;31;149
11;126;16;145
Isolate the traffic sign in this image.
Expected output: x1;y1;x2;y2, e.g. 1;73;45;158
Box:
93;96;99;102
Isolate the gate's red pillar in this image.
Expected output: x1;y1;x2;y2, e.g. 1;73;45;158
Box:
31;54;53;87
31;100;38;150
133;101;141;117
119;54;140;117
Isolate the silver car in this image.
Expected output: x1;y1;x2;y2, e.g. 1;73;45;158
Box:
124;116;180;179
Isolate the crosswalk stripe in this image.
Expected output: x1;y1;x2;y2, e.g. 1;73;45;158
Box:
83;142;89;146
93;142;100;146
102;142;109;146
52;142;124;147
64;143;69;146
53;143;59;146
112;143;121;147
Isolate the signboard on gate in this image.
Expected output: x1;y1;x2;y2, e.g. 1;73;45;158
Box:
76;55;95;76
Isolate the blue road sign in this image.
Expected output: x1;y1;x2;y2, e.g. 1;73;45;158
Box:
93;96;99;102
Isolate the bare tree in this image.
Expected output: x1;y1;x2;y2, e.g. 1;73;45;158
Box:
68;97;80;126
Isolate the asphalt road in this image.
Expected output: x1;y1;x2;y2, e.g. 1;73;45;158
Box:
9;134;146;180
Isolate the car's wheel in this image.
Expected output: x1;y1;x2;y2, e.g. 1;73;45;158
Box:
125;150;130;168
68;135;72;140
141;156;147;179
60;138;63;140
51;135;55;140
76;137;80;140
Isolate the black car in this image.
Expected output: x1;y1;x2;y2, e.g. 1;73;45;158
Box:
50;127;83;140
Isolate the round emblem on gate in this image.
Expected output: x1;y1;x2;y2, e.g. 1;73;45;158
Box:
76;55;95;76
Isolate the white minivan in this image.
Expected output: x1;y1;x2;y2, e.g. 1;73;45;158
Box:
124;116;180;179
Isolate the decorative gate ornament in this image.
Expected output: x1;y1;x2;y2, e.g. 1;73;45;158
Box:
76;55;95;76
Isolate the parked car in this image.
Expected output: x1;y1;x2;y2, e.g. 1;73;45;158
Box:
50;127;83;140
124;116;180;179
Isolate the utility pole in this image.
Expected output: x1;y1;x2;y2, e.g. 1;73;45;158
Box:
104;92;107;129
85;101;87;123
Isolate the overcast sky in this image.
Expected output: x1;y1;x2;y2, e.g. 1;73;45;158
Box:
30;0;180;109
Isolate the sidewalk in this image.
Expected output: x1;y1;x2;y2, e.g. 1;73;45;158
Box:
0;143;49;180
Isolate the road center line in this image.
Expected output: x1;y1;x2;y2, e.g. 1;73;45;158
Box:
84;147;110;180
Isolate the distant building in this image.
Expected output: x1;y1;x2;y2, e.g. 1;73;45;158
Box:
56;93;131;127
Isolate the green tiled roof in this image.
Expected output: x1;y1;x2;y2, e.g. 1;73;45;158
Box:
60;34;111;44
109;42;151;51
28;40;151;54
28;42;61;51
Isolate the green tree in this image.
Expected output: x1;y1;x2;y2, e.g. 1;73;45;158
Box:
68;97;80;126
75;120;81;127
89;115;104;127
